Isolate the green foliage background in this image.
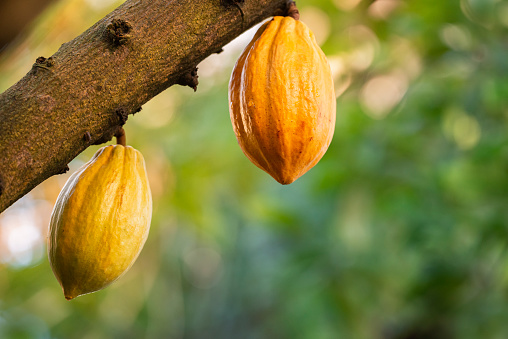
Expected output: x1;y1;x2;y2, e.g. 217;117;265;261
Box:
1;0;508;338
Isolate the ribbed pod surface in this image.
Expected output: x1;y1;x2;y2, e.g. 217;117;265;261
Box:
48;145;152;300
229;16;336;184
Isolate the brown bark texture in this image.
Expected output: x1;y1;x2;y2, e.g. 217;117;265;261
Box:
0;0;289;213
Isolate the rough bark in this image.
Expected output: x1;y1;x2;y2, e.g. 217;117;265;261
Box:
0;0;289;213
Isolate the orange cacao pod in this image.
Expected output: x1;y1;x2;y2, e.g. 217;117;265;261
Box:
229;16;336;184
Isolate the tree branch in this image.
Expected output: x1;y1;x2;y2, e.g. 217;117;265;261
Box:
0;0;288;213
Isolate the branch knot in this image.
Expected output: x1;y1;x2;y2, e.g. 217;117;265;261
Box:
116;107;129;125
106;19;132;45
177;67;199;92
33;56;55;71
56;165;70;175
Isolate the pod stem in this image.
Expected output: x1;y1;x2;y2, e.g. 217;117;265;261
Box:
115;127;126;146
286;1;300;20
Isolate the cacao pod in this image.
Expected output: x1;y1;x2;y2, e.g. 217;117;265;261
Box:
229;16;336;184
48;145;152;300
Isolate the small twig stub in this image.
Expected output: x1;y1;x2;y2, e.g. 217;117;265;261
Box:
57;165;70;175
106;18;133;45
116;107;129;125
177;67;199;92
33;56;55;71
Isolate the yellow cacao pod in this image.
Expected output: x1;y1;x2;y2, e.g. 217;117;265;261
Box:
229;16;336;184
48;145;152;300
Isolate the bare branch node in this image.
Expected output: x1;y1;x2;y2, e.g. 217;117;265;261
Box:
106;18;133;45
115;107;129;125
177;67;199;92
56;165;70;175
33;56;55;71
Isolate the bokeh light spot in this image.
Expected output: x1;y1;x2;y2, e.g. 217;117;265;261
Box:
498;2;508;27
443;108;481;150
344;25;379;72
360;72;408;119
439;24;472;51
0;197;45;268
390;37;422;80
368;0;402;20
328;55;352;97
133;90;177;129
300;6;331;46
